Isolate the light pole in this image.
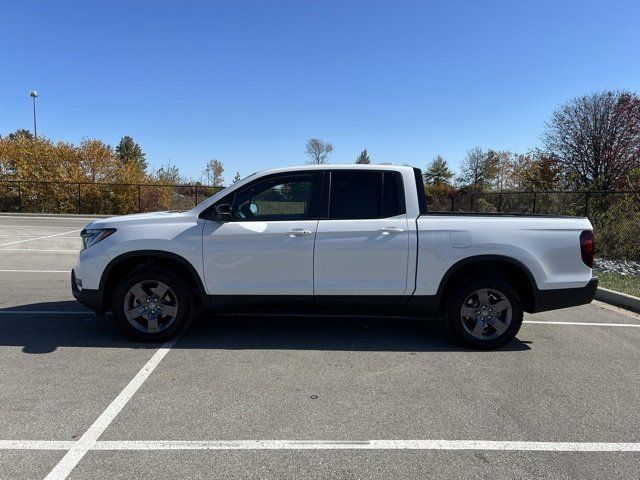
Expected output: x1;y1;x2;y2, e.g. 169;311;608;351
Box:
30;90;38;137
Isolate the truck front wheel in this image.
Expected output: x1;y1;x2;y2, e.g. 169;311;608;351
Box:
444;275;523;349
112;266;194;342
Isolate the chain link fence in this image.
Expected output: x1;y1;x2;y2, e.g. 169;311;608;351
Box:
0;180;224;216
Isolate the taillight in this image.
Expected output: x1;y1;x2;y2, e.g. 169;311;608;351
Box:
580;230;595;268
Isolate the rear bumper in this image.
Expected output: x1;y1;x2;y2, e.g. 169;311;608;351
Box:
531;278;598;313
71;269;103;314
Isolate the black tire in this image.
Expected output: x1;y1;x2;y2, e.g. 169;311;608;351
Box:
112;266;194;342
444;274;523;350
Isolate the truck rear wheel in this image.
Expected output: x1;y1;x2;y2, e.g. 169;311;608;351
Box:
444;275;523;349
112;266;194;342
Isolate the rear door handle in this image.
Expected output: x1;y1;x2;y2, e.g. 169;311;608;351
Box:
286;229;312;237
378;227;404;235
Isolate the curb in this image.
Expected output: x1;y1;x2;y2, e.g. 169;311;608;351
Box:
0;212;111;219
595;287;640;314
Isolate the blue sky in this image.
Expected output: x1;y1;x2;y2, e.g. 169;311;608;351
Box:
2;0;639;183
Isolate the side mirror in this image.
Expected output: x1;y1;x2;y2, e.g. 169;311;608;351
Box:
214;204;233;222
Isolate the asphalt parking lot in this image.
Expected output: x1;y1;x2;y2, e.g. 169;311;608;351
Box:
0;215;639;479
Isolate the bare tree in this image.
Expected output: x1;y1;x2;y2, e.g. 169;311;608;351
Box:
203;158;224;186
491;150;513;191
305;138;334;164
155;161;181;184
543;91;640;190
509;150;564;191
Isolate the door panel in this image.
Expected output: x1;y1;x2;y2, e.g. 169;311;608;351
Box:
313;170;410;297
202;171;322;296
314;216;409;295
203;220;318;295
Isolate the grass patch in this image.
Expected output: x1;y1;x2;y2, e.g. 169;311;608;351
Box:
597;272;640;297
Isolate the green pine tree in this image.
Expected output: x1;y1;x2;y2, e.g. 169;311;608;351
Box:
115;136;147;171
355;148;371;164
424;155;454;185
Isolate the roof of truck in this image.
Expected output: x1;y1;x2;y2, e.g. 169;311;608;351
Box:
252;163;417;176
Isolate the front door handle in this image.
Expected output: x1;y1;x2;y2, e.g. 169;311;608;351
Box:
378;227;404;235
286;229;312;237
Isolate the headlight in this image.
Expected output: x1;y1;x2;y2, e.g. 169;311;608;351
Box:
80;228;116;251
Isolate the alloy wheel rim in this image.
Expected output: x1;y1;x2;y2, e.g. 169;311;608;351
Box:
460;288;512;340
123;281;179;333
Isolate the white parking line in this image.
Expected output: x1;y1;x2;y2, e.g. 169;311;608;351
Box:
523;320;640;328
3;439;639;452
0;236;80;239
0;225;86;228
0;229;81;247
43;338;178;480
0;310;96;315
94;440;640;452
0;440;74;450
0;249;79;254
0;269;70;273
0;215;99;221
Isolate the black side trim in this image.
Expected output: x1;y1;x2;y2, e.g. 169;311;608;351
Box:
405;294;442;312
531;278;598;313
200;276;595;316
204;295;315;313
315;295;403;313
203;295;440;316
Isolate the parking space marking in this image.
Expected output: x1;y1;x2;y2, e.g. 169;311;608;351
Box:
0;229;81;247
0;269;70;273
0;225;85;229
0;217;99;221
0;249;79;254
0;310;95;315
43;338;178;480
92;440;640;452
0;441;74;450
2;439;639;453
0;237;80;241
523;320;640;328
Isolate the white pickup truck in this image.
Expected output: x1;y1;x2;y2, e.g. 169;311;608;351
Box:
72;164;597;349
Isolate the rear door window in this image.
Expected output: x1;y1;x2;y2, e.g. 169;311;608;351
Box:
328;170;405;220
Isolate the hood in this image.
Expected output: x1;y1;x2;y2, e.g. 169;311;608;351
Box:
87;210;196;228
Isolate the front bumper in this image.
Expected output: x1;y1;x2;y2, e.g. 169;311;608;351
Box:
531;277;599;313
71;269;103;314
